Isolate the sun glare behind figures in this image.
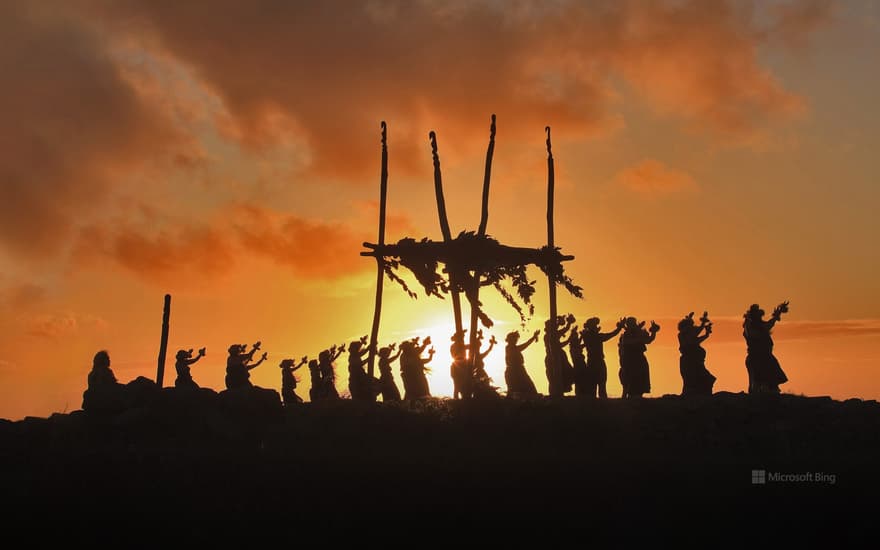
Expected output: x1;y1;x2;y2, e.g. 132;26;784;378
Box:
398;315;514;399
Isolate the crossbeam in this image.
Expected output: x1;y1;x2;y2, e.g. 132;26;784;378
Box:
361;238;573;272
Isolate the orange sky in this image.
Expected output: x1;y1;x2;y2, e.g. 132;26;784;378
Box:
1;0;878;420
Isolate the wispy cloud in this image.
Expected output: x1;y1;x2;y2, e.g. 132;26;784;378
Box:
613;159;698;195
25;312;109;339
0;282;46;309
72;202;374;285
649;316;880;345
0;0;832;274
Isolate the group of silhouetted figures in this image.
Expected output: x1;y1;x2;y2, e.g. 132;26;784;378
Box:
538;313;662;400
82;302;791;411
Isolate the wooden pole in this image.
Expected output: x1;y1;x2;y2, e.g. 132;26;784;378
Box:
156;293;171;387
430;131;464;334
478;114;496;236
545;127;561;398
367;122;388;380
469;115;498;395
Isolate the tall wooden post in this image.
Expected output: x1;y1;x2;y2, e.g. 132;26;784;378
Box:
156;293;171;387
368;122;388;380
478;114;496;236
545;127;561;398
430;131;464;334
469;115;497;389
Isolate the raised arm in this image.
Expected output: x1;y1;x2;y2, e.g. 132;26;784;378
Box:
292;357;308;371
418;336;432;354
421;348;435;364
480;338;496;359
558;322;573;341
389;349;402;362
247;351;268;370
600;325;623;342
186;347;206;366
767;301;789;330
517;330;540;352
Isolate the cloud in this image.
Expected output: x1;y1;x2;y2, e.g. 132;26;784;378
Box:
83;0;825;179
0;2;188;260
353;200;416;238
776;319;880;341
763;0;835;49
652;316;880;345
0;0;832;275
0;283;46;309
25;312;109;339
74;221;237;287
610;1;811;144
613;159;698;195
72;203;373;285
231;204;369;279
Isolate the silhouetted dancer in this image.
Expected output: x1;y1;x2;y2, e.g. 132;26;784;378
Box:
88;349;118;389
618;318;659;399
678;312;716;397
225;342;267;390
450;329;471;400
318;345;344;400
174;347;206;390
280;356;307;406
348;336;381;401
82;350;124;412
471;331;500;399
377;344;403;402
400;336;434;400
743;302;790;394
568;326;589;397
308;359;322;401
504;329;540;397
581;317;624;399
544;314;576;396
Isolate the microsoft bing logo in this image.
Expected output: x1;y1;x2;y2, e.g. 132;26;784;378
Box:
750;469;837;485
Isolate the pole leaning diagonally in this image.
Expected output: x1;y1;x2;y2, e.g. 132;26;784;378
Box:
468;115;497;388
430;131;464;335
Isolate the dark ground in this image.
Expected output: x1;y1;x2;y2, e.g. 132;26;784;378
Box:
2;391;877;541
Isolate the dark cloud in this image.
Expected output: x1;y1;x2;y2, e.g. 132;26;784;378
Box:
0;2;184;259
0;0;831;276
764;0;835;49
72;203;373;285
73;220;237;287
87;0;827;177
